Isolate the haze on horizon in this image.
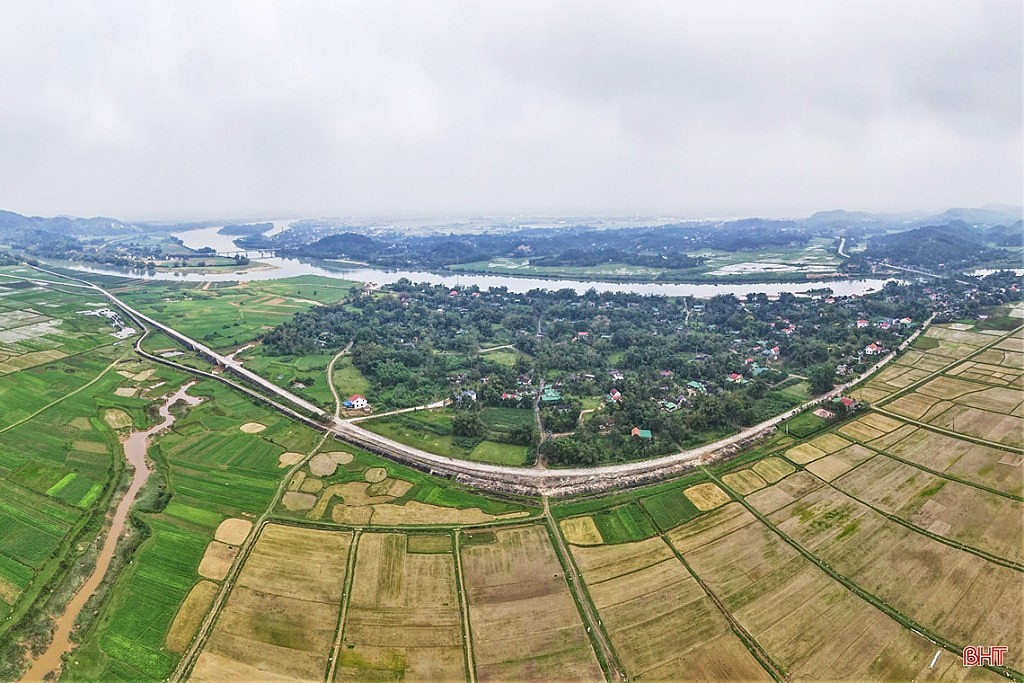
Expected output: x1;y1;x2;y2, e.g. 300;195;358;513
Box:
0;0;1020;222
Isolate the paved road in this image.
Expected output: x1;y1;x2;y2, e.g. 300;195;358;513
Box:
21;266;938;497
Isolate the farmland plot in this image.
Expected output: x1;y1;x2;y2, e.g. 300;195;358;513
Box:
669;503;988;680
191;524;352;682
459;525;602;681
570;537;770;680
834;454;1024;564
334;532;466;681
767;485;1024;671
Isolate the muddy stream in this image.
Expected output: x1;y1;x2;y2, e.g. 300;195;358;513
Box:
21;383;202;682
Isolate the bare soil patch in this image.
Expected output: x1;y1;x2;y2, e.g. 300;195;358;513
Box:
683;483;732;511
751;457;796;483
808;432;853;454
299;477;324;493
198;541;239;581
277;451;304;468
113;386;137;397
364;467;387;483
239;422;266;434
308;453;339;476
281;491;316;511
215;518;253;545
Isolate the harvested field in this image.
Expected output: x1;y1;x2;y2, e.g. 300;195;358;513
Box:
886;393;943;419
856;412;905;433
783;443;826;465
282;491;316;511
837;419;886;442
572;537;770;681
113;386;137;397
805;444;876;482
299;477;324;493
880;427;1024;496
672;502;972;680
103;408;132;429
768;485;1024;671
560;516;603;545
684;483;731;511
917;376;988;399
323;451;354;464
460;525;602;681
953;386;1024;414
278;451;304;467
364;467;387;483
215;518;253;545
366;500;529;527
849;385;892;403
166;580;219;652
745;472;827;515
722;469;768;494
287;471;307;491
335;533;466;681
192;525;353;682
407;534;452;554
928;404;1024;448
808;432;853;454
751;457;795;483
197;541;239;581
308;453;339;476
238;422;266;434
834;454;1024;564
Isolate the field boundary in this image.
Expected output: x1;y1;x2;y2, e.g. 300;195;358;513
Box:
323;528;361;682
453;530;478;683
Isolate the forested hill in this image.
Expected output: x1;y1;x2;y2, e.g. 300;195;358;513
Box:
864;222;1011;269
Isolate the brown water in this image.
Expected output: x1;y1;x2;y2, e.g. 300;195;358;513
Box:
21;383;201;682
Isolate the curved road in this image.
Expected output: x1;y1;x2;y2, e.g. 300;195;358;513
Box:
22;266;935;497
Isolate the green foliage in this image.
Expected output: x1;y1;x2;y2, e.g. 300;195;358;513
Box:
591;503;658;543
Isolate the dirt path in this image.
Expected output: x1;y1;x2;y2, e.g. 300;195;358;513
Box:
21;384;202;682
326;342;354;418
346;397;449;423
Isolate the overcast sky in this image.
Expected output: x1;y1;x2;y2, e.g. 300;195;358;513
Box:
0;1;1020;221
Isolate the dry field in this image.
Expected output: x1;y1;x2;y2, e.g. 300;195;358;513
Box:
459;524;602;681
683;483;732;511
334;532;466;681
721;468;768;494
191;524;352;682
874;426;1024;496
559;516;603;545
833;454;1024;564
750;457;795;483
166;580;219;653
667;501;967;680
745;472;827;515
767;485;1024;671
926;404;1024;448
571;537;770;680
804;443;876;482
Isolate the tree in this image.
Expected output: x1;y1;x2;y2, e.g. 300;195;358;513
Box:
808;364;836;395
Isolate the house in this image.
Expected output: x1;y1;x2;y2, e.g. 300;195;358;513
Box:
856;319;869;328
900;316;913;325
343;394;369;410
456;389;477;403
659;400;678;412
608;388;622;403
541;388;562;403
813;408;836;419
864;342;883;355
630;427;653;439
575;331;590;340
833;396;857;410
726;372;746;384
686;380;707;394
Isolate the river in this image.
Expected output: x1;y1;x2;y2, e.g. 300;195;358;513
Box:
21;384;202;682
57;226;900;299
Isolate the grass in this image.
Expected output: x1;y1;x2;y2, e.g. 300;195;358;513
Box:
591;502;658;543
912;335;941;350
363;410;530;466
782;411;827;438
639;489;702;531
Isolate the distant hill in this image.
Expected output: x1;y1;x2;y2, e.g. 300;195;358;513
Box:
916;206;1022;228
0;210;138;238
986;221;1024;248
865;222;1007;269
